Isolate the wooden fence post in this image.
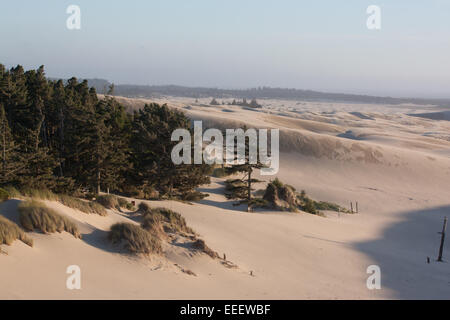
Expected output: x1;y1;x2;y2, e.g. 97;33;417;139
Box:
437;217;447;262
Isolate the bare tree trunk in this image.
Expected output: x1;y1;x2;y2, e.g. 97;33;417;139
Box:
438;217;447;262
2;119;6;173
97;170;101;194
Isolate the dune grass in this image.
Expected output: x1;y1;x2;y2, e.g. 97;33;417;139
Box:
141;214;166;239
59;194;107;216
192;239;218;258
18;200;81;239
2;187;107;216
96;194;119;209
0;215;33;247
109;223;162;254
141;206;194;234
0;188;10;202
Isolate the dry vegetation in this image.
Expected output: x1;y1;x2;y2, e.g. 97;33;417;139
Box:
96;194;119;209
0;188;10;202
139;203;194;235
0;215;33;247
18;201;81;239
109;222;162;254
2;187;107;216
138;202;218;258
59;195;107;216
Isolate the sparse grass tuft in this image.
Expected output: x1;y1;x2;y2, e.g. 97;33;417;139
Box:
0;215;33;247
192;239;218;258
109;223;162;254
117;197;136;211
18;200;81;239
0;188;10;202
2;186;21;198
96;194;119;209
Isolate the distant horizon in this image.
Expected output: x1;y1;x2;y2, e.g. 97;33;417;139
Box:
40;72;448;101
2;1;450;100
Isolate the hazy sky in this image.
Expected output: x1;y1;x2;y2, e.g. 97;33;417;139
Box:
1;0;449;98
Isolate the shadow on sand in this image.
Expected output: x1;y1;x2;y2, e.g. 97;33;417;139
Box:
354;205;450;299
196;183;249;212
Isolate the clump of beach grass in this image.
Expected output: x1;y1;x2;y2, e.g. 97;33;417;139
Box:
96;194;119;209
0;215;33;247
18;200;81;239
192;239;218;258
141;207;194;235
109;222;162;254
2;187;107;216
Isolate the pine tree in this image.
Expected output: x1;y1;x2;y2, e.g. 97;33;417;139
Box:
225;127;265;212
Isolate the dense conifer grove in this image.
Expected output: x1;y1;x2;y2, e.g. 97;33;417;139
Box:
0;64;210;199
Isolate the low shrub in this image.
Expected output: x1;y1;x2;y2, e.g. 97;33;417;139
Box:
0;215;33;247
109;223;162;254
18;201;81;239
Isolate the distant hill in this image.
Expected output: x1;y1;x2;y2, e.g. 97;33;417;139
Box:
51;77;450;107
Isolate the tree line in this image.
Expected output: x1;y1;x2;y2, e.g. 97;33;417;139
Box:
0;64;210;199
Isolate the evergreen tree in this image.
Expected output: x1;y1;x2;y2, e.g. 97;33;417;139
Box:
225;127;265;211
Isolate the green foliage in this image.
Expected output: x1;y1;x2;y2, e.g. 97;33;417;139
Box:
0;64;210;199
130;103;210;199
18;200;81;238
109;222;162;254
0;215;33;247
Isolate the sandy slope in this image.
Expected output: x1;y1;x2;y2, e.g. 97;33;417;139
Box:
1;96;450;299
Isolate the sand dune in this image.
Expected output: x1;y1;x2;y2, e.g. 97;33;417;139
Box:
1;96;450;299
